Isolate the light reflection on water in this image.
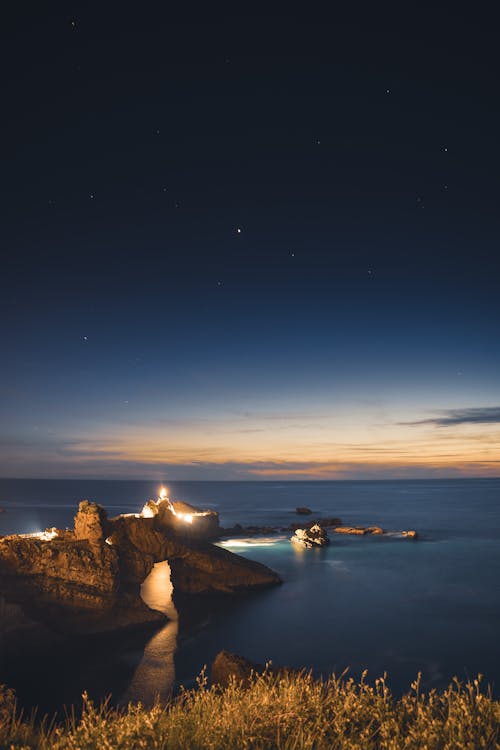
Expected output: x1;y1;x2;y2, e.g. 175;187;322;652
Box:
120;562;178;706
217;536;287;548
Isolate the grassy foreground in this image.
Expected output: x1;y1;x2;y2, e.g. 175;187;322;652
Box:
1;670;499;750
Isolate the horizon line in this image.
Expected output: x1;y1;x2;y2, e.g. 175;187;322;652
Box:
1;475;499;483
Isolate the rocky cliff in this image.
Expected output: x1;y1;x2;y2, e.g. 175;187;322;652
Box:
0;500;281;635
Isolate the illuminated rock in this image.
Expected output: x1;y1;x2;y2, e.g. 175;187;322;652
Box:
291;524;329;548
74;500;109;544
0;533;118;594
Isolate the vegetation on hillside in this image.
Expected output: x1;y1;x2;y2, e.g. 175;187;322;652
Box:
1;669;499;749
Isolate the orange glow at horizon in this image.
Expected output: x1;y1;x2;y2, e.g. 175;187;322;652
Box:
49;417;500;478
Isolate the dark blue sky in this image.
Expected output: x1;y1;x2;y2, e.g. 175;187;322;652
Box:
1;4;499;478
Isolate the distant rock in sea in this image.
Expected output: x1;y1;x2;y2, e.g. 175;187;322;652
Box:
332;526;368;535
401;530;418;539
295;506;313;515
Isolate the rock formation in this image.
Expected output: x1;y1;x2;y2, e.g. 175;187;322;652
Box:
211;650;300;688
0;499;281;636
291;524;329;548
211;650;262;688
295;506;312;515
107;511;281;594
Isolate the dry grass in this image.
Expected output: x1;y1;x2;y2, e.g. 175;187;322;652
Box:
1;669;499;749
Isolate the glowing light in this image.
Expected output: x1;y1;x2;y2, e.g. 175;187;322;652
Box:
19;528;58;541
122;489;214;526
105;537;113;545
140;502;157;518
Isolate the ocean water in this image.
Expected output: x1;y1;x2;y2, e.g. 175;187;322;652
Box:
1;478;499;711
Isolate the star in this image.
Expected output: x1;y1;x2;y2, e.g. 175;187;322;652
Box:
217;281;222;286
316;139;321;145
83;336;88;341
70;19;77;29
236;227;242;234
443;146;448;152
89;193;94;199
291;252;295;257
386;88;390;94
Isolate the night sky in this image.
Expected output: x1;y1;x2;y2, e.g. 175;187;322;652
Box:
1;5;499;479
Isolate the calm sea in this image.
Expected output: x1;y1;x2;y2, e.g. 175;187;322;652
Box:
1;478;499;711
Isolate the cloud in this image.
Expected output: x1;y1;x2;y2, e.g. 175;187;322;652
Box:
402;407;500;427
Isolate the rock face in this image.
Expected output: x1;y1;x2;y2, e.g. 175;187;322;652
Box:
0;500;281;635
74;500;109;544
0;534;118;594
291;524;329;548
108;513;281;594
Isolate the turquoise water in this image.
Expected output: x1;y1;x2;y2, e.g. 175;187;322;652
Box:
1;478;499;709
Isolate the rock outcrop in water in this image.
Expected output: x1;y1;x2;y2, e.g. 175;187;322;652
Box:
0;500;281;635
291;523;330;548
